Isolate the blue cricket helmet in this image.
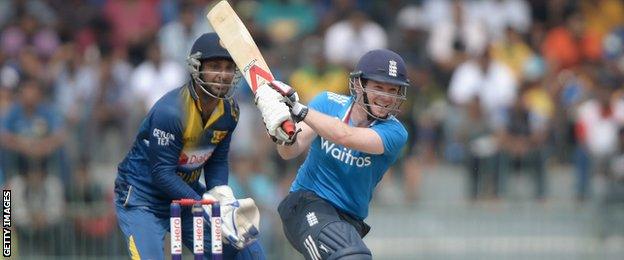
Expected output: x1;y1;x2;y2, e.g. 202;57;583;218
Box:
348;49;410;120
350;49;410;87
189;32;232;61
187;33;239;100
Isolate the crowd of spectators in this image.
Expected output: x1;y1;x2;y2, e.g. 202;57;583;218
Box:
1;0;624;257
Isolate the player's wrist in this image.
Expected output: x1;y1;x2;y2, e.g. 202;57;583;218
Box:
206;185;236;202
291;102;308;122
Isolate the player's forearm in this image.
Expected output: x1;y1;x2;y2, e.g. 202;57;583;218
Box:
276;142;302;160
203;163;229;190
303;109;351;146
302;109;385;154
152;169;202;200
276;121;316;159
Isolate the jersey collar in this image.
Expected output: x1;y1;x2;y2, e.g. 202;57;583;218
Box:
342;97;377;127
341;101;354;124
182;86;225;141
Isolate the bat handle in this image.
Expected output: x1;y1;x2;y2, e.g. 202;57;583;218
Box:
281;120;296;136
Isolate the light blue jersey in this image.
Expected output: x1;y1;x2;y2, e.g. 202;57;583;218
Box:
291;92;408;220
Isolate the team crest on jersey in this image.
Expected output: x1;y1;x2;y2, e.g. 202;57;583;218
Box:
388;60;397;77
211;130;228;144
178;147;215;170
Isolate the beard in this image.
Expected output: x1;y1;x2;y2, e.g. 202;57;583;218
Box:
209;84;230;97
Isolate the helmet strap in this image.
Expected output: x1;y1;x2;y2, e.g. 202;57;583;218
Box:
188;80;200;101
351;77;382;121
361;89;375;121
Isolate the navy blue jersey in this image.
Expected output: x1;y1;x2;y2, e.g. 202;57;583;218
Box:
291;92;408;220
115;85;238;214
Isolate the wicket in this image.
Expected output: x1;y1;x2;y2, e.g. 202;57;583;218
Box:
170;199;222;260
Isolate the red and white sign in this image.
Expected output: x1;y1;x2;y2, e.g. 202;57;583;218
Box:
193;216;204;255
178;148;215;169
211;216;223;254
170;217;182;255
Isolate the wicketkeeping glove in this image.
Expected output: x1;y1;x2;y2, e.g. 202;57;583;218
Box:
202;186;260;250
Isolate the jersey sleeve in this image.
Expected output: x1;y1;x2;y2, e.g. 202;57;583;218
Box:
148;107;201;200
308;91;329;113
202;131;232;190
371;118;408;158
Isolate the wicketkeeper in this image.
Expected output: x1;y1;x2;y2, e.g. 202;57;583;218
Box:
114;33;280;259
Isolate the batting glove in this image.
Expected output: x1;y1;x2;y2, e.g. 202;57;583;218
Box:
268;127;301;146
269;80;308;122
255;83;293;143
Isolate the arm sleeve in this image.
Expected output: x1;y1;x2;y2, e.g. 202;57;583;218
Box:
148;109;201;200
308;91;328;113
371;119;408;159
202;132;232;190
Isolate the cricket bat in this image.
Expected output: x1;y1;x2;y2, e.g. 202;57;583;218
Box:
207;0;295;136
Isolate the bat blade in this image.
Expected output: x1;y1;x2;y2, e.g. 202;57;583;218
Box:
207;1;295;135
207;1;273;93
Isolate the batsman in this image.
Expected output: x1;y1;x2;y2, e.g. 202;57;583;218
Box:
257;49;410;260
114;33;279;259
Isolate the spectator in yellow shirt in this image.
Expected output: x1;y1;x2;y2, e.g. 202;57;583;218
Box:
289;36;348;103
491;27;534;81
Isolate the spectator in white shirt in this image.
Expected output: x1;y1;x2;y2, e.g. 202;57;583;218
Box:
130;41;185;114
324;10;387;69
473;0;531;41
575;85;624;200
426;0;488;69
158;2;212;66
445;45;517;164
448;46;518;117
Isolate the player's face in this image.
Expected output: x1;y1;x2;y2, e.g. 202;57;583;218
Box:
199;59;237;97
363;80;404;118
